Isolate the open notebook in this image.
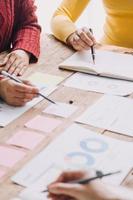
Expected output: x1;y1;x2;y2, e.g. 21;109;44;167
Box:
59;50;133;81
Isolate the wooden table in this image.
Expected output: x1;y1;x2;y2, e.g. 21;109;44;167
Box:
0;34;133;200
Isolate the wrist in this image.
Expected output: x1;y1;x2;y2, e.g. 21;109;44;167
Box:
66;32;75;46
0;78;9;100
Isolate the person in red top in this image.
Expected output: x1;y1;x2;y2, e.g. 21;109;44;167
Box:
0;0;41;106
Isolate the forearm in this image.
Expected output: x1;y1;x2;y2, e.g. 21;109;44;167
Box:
13;0;41;62
12;27;40;62
51;0;90;43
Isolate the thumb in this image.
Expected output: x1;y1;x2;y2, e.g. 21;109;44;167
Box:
22;80;37;87
49;183;81;198
0;55;9;66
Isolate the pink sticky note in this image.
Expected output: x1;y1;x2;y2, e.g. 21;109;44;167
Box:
0;169;6;179
6;130;44;150
25;115;62;133
0;146;26;167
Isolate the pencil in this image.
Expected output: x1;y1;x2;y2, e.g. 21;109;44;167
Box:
43;170;121;193
1;71;56;104
89;28;95;64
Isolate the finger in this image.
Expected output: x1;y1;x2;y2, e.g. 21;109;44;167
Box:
56;171;86;183
72;43;86;51
4;53;17;72
8;59;22;75
12;61;25;76
14;82;39;94
8;98;27;107
82;27;96;44
77;29;94;46
0;56;9;66
18;65;27;76
73;34;90;50
13;91;37;100
49;182;83;199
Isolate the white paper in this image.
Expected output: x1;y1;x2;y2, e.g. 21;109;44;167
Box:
77;95;133;136
59;50;133;81
43;102;78;118
0;86;57;127
12;124;133;199
19;189;45;200
64;72;133;96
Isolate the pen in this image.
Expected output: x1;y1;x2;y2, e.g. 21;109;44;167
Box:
43;170;121;193
1;71;56;104
89;28;95;64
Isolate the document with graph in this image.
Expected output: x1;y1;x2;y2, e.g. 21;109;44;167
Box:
12;124;133;200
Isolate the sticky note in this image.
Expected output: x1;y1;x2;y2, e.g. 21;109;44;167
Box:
25;115;62;133
43;102;78;118
0;168;6;179
6;130;44;150
0;146;26;167
28;72;64;87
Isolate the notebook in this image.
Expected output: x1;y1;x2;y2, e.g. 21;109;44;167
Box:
59;50;133;81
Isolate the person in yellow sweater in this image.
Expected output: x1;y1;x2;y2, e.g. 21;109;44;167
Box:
51;0;133;50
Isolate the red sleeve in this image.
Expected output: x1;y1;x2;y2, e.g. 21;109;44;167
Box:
12;0;41;63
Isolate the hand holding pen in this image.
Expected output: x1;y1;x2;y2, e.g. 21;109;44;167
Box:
67;27;96;51
47;170;121;200
44;170;121;199
1;71;56;105
0;72;39;106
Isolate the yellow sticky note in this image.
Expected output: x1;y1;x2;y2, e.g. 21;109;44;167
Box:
28;72;64;87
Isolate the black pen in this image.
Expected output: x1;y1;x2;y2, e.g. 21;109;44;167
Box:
1;71;56;104
43;170;121;193
89;28;95;64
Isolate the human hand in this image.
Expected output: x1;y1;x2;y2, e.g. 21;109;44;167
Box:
48;170;125;200
0;78;39;106
67;27;96;51
2;50;30;76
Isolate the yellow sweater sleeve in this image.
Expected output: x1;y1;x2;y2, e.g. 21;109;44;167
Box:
51;0;90;43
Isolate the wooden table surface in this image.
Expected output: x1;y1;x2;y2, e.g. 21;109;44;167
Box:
0;34;133;200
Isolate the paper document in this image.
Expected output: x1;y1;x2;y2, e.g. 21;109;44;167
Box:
64;72;133;96
19;189;45;200
0;86;57;127
59;50;133;81
12;124;133;194
28;72;64;88
43;102;78;118
77;95;133;136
